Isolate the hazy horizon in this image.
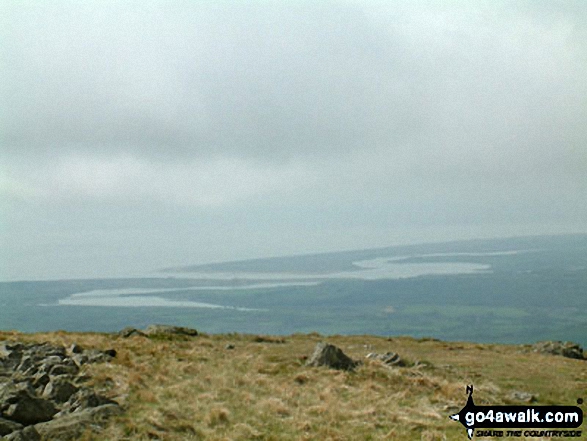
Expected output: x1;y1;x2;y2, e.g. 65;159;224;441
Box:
2;1;586;281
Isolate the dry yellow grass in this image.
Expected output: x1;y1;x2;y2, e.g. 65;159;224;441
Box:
0;331;585;440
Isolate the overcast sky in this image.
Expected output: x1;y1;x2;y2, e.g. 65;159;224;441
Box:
1;1;586;280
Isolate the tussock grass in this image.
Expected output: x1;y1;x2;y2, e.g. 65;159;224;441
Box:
0;331;584;440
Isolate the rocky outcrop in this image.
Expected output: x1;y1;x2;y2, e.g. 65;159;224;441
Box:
0;341;121;440
306;343;359;371
532;341;584;360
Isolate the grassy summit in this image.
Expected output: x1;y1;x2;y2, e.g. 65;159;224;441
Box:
1;330;585;440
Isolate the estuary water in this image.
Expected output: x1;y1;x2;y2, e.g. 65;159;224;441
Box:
53;253;497;309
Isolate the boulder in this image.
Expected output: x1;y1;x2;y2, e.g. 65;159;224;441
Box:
532;341;584;360
306;342;359;371
4;394;57;425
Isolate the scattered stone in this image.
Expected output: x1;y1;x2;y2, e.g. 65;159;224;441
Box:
366;352;406;367
306;342;359;371
532;341;584;360
144;324;199;337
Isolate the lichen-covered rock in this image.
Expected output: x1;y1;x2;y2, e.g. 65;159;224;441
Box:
306;342;359;371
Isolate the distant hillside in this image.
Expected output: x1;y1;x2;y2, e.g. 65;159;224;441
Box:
160;234;587;274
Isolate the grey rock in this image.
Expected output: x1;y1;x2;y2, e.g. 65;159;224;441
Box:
32;344;65;359
47;363;79;377
366;351;405;367
34;404;122;441
0;343;24;369
15;357;36;374
65;388;117;413
42;356;65;366
144;324;199;337
71;353;89;367
0;417;23;436
533;341;584;360
81;349;115;364
118;327;146;338
3;426;41;441
4;395;57;425
68;343;83;354
306;342;359;371
42;379;78;403
0;342;24;355
31;373;50;390
0;382;36;411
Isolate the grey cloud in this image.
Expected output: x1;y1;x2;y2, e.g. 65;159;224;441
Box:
1;1;586;280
